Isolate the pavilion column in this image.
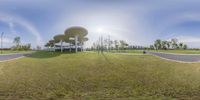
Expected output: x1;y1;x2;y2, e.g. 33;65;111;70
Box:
75;35;78;53
53;44;55;52
61;40;63;52
69;43;71;52
81;42;83;52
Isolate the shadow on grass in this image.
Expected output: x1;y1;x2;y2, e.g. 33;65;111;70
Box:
24;51;79;59
24;51;60;59
102;53;113;64
25;51;75;59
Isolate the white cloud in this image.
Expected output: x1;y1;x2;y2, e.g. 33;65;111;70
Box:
0;12;43;47
167;36;200;48
176;36;200;43
2;38;12;44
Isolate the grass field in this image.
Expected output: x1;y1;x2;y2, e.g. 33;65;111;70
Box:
149;50;200;54
1;51;200;99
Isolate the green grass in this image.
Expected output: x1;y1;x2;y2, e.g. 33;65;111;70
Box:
0;51;200;99
149;50;200;54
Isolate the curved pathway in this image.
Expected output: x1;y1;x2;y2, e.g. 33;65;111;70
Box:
147;51;200;63
0;52;33;62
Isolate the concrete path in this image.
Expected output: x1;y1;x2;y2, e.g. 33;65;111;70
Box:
0;52;33;62
147;51;200;63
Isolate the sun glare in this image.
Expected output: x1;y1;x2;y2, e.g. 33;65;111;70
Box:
97;27;104;33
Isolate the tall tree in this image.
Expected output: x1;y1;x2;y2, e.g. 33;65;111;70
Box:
166;41;171;49
13;37;21;48
150;45;154;50
119;40;128;50
154;39;162;50
114;40;119;50
171;38;178;49
161;41;168;50
183;44;188;50
36;45;41;50
179;43;184;49
110;40;113;50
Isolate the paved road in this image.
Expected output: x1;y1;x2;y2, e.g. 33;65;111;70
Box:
0;52;33;62
147;51;200;63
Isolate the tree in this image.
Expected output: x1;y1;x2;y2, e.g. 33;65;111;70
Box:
36;45;41;50
119;40;128;50
150;45;154;50
20;44;31;51
45;43;50;47
104;39;108;51
179;43;184;49
166;41;171;49
49;41;55;47
154;39;162;50
92;43;96;51
161;41;168;50
27;43;31;49
13;37;21;48
171;38;178;49
114;40;119;50
110;40;114;50
183;44;188;50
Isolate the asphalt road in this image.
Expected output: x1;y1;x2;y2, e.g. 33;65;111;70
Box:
0;52;33;62
147;51;200;63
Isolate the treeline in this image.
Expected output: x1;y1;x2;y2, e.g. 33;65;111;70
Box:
150;38;188;50
90;39;129;52
88;36;147;52
11;37;31;51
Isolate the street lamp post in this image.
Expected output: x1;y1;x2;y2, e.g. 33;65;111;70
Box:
1;32;4;54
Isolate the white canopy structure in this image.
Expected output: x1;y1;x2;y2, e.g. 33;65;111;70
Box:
54;34;68;52
45;26;88;53
65;26;88;53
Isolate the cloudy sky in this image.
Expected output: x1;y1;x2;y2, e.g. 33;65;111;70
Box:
0;0;200;48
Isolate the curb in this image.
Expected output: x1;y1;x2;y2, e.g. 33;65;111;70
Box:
147;52;200;63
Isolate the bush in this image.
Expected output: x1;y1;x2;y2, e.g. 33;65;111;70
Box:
12;44;31;51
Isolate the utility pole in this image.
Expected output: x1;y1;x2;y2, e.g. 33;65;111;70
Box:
1;32;4;54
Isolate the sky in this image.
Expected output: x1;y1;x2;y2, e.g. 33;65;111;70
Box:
0;0;200;48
